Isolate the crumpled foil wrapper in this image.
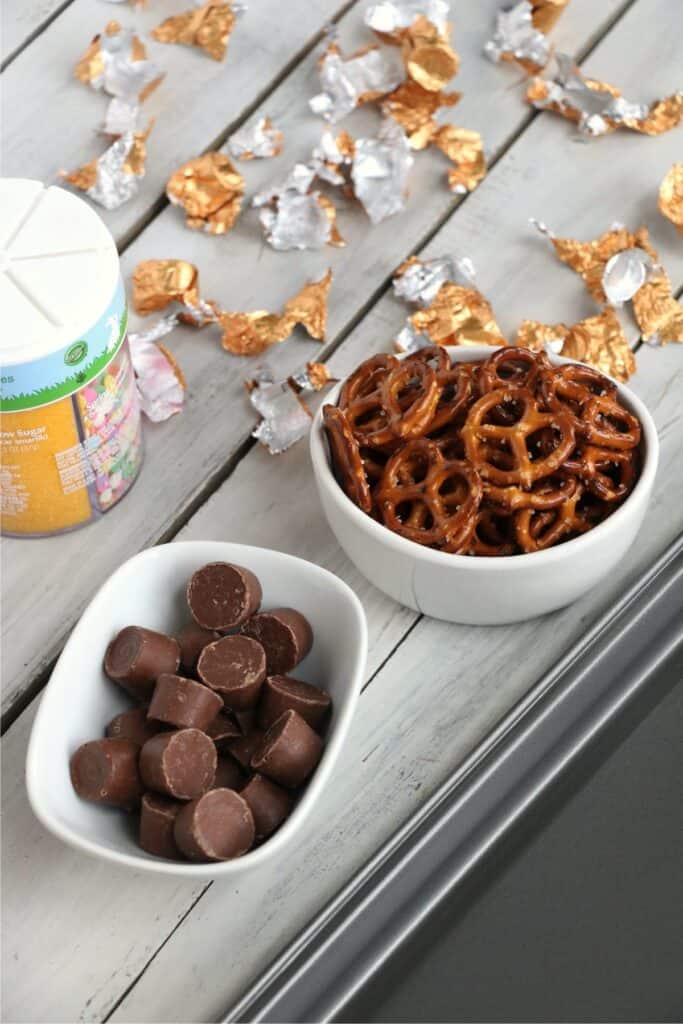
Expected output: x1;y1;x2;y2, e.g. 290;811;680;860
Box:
219;269;333;355
128;335;186;421
152;1;245;61
393;253;477;305
432;124;486;193
632;271;683;347
527;53;683;136
659;164;683;234
382;80;460;148
247;361;334;454
408;281;505;346
518;307;635;381
253;163;317;207
394;323;434;353
76;21;163;133
602;248;655;305
310;129;356;184
351;119;414;224
365;0;450;38
310;42;404;123
228;117;284;160
166;152;245;233
399;15;459;92
258;190;344;251
62;126;150;209
484;1;551;73
131;258;217;319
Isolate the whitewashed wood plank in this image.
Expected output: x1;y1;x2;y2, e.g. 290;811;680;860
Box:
2;0;72;66
0;0;635;717
1;0;350;246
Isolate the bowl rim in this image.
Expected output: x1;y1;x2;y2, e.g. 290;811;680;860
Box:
310;345;659;572
26;540;368;878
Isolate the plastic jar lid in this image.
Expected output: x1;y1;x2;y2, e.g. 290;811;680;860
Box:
0;179;121;366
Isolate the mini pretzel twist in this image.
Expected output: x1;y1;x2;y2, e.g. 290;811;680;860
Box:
322;405;373;515
514;484;594;552
462;386;576;488
478;347;550;394
381;359;442;439
565;446;638;502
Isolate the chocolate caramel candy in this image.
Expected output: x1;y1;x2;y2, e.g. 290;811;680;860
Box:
139;793;183;859
187;562;262;632
197;635;266;710
205;711;241;747
70;738;143;809
140;729;216;800
258;675;331;733
104;626;181;701
211;755;246;791
106;707;163;747
225;729;265;769
148;673;222;731
240;609;313;675
251;710;323;789
173;788;255;862
233;708;256;735
241;774;294;841
176;622;219;674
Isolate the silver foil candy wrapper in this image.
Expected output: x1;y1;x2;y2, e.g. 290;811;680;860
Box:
393;254;477;306
258;190;332;251
249;367;313;455
351;119;414;224
252;163;317;207
128;334;185;422
364;0;450;35
102;96;140;135
483;1;549;70
532;53;650;136
602;248;655;305
310;45;404;123
394;323;434;353
84;132;142;209
310;131;352;185
228;117;283;159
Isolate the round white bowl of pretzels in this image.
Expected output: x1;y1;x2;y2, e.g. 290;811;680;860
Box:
310;344;658;624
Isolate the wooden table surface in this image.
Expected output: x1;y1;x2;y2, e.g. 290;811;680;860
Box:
2;0;682;1020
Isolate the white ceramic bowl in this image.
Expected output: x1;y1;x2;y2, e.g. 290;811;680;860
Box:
310;346;658;625
27;541;367;878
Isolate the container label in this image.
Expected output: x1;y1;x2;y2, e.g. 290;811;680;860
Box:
0;279;128;412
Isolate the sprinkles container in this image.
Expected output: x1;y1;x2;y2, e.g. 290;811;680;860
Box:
0;179;143;537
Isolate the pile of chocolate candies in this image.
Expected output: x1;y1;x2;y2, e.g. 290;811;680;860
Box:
70;562;331;863
323;345;642;555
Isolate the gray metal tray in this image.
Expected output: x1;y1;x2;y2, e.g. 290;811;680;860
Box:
227;534;683;1023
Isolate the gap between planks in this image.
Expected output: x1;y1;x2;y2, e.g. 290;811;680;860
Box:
0;0;639;735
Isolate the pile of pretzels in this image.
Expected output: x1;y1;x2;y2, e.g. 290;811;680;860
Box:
322;346;642;556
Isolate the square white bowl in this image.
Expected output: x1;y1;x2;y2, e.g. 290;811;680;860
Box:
27;541;367;878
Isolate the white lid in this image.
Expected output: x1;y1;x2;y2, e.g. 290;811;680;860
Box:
0;179;121;365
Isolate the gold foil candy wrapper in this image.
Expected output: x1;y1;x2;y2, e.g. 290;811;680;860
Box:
351;119;414;224
602;248;655;306
219;270;332;356
310;42;404;123
517;308;635;382
527;53;682;136
382;81;460;148
484;1;552;73
409;281;505;347
400;15;459;93
152;1;244;62
530;0;569;34
632;272;683;347
289;361;335;392
76;20;163;131
659;164;683;234
311;129;356;185
365;0;450;37
128;334;186;421
432;124;486;193
228;117;284;160
166;152;245;234
63;126;150;209
131;259;206;316
393;253;477;305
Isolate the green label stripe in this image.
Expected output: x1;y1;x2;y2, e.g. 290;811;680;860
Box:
1;307;128;413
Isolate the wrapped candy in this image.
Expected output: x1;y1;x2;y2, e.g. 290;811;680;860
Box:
382;80;460;148
310;129;356;184
484;1;551;73
517;308;635;381
632;272;683;347
407;281;505;347
166;152;245;234
228;117;284;160
219;270;332;356
365;0;450;38
310;42;404;123
432;124;486;193
152;1;245;62
62;126;150;209
527;53;683;136
247;361;334;454
75;21;163;134
128;334;186;421
351;119;414;224
393;253;477;305
131;259;217;323
659;164;683;234
257;190;344;251
399;15;459;92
